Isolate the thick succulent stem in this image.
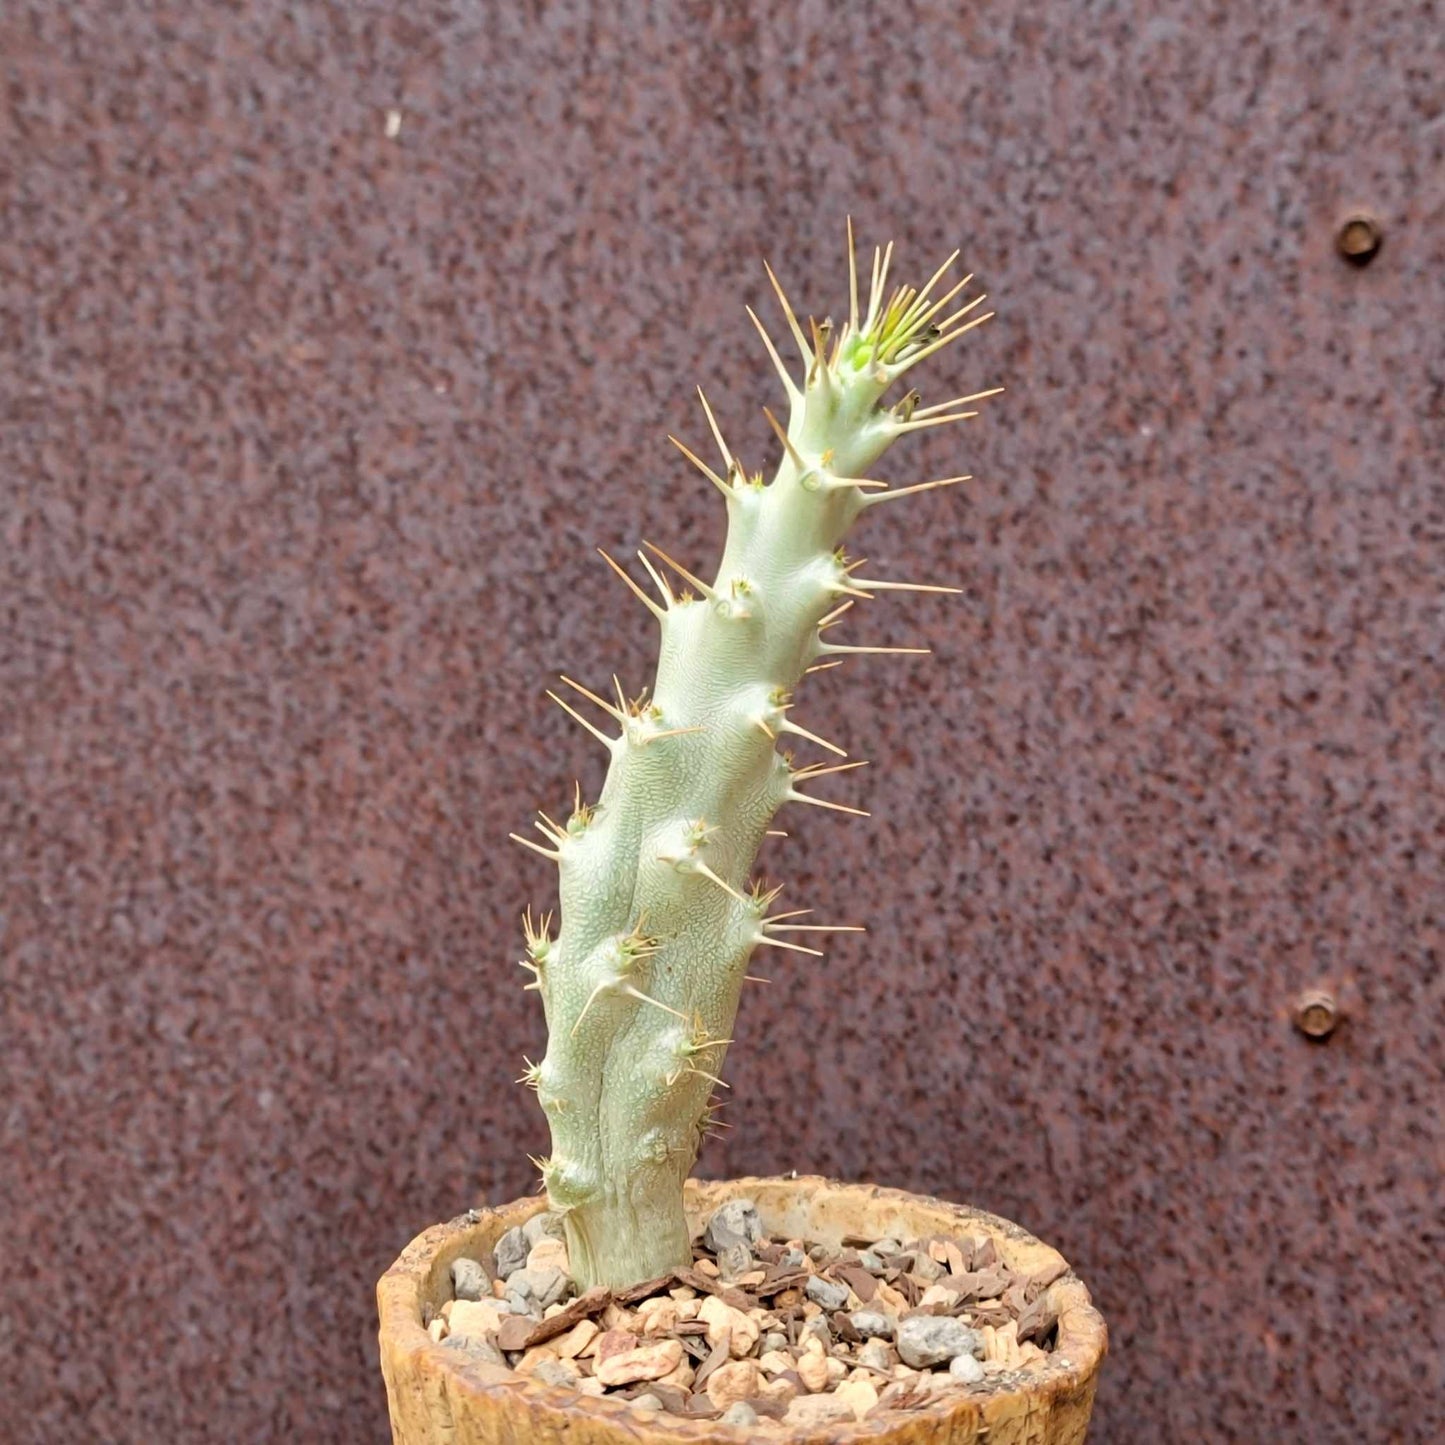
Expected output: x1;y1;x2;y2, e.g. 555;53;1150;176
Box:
514;232;995;1288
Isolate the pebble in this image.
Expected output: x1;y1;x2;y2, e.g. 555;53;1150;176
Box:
705;1359;762;1410
553;1319;598;1359
759;1350;794;1375
522;1210;566;1247
529;1358;584;1389
919;1282;963;1309
450;1258;490;1302
779;1247;805;1269
703;1199;763;1254
785;1393;855;1426
849;1308;894;1340
593;1339;684;1388
448;1300;506;1340
910;1252;946;1282
720;1402;759;1427
635;1297;680;1336
858;1250;885;1272
858;1339;899;1373
526;1237;568;1275
760;1331;789;1354
698;1294;760;1357
834;1378;879;1421
493;1226;528;1279
506;1266;569;1311
804;1276;849;1311
796;1349;830;1393
949;1353;986;1384
800;1316;832;1349
441;1334;504;1366
715;1241;754;1279
896;1316;983;1369
629;1393;664;1412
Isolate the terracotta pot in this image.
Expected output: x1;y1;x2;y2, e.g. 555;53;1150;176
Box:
378;1175;1107;1443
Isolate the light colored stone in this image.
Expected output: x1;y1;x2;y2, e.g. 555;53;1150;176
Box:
506;1265;568;1311
447;1300;505;1340
658;1357;695;1391
835;1378;880;1421
760;1331;788;1354
796;1349;830;1393
554;1319;599;1359
526;1237;569;1275
693;1257;721;1278
756;1373;799;1403
531;1357;583;1389
577;1378;606;1397
698;1294;759;1358
676;1298;701;1321
635;1297;680;1336
825;1356;848;1384
858;1339;898;1373
703;1198;763;1254
784;1394;855;1427
759;1350;794;1375
721;1402;759;1428
949;1352;986;1384
427;1317;447;1343
706;1359;763;1410
668;1285;698;1302
593;1338;685;1388
896;1315;982;1368
601;1303;636;1332
982;1320;1023;1368
849;1308;893;1339
910;1252;946;1283
874;1280;910;1314
629;1393;663;1412
515;1344;562;1374
440;1333;505;1366
919;1282;962;1309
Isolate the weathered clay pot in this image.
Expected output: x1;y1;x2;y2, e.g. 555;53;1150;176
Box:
378;1175;1106;1444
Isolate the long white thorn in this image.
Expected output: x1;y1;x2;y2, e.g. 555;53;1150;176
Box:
844;217;860;337
787;789;871;817
891;410;979;435
695;388;738;472
778;718;847;757
762;406;807;471
762;258;811;363
546;689;616;747
598;548;666;618
622;985;690;1021
666;434;733;502
635;549;674;605
558;674;626;721
766;924;867;933
910;386;1005;419
792;758;870;781
509;832;560;862
850;578;964;595
691;860;752;905
860;475;971;508
817;643;932;657
753;934;825;956
744;308;798;398
642;539;713;598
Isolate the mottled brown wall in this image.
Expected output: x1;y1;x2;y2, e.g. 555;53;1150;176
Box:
2;2;1441;1441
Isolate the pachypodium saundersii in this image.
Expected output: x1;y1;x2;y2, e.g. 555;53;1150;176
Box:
511;226;998;1289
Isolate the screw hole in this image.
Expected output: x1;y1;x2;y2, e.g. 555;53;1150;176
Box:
1336;215;1382;267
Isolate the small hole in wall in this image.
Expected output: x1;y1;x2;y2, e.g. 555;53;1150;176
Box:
1336;215;1382;267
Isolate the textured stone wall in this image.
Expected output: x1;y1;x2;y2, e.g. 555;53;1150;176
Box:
2;3;1440;1441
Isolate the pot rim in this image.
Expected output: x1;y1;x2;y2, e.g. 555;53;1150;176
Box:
378;1173;1108;1442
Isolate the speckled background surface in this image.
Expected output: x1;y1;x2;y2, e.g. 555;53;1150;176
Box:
2;2;1441;1441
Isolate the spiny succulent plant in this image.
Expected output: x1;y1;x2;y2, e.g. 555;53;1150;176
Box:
511;225;998;1289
